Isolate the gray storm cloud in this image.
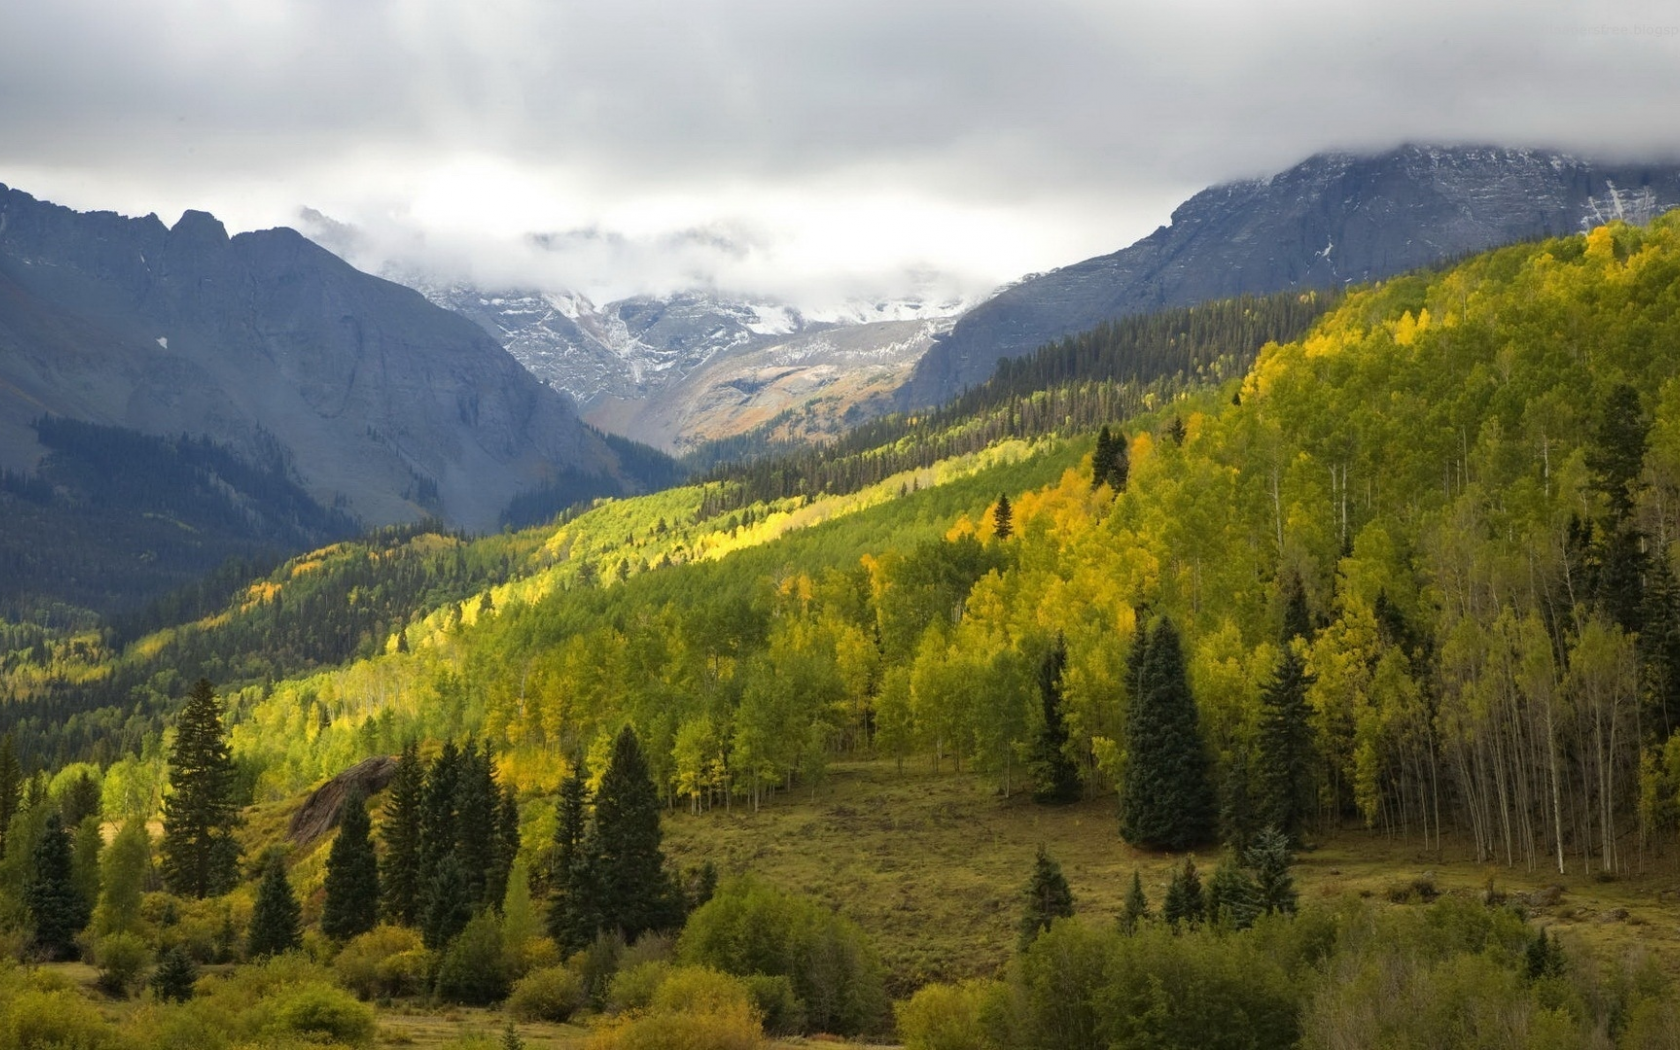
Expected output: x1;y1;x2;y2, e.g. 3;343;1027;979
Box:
3;0;1678;304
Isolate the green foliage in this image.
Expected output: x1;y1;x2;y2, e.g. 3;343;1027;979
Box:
333;924;427;1000
150;943;199;1002
421;855;472;951
507;963;587;1022
96;930;151;997
991;494;1013;540
95;819;151;937
381;742;425;926
1120;871;1150;934
246;855;301;959
1245;827;1298;917
547;762;596;952
1254;646;1315;846
266;981;377;1046
1028;640;1081;804
321;789;380;941
26;813;90;959
896;979;1002;1050
435;911;510;1006
678;878;887;1037
1162;858;1205;930
589;727;681;941
1018;847;1074;951
160;678;241;899
1120;618;1216;850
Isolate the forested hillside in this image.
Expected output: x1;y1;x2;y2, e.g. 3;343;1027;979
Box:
115;214;1680;883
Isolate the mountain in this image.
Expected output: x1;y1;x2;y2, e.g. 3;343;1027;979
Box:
414;282;963;449
0;184;651;534
902;145;1680;406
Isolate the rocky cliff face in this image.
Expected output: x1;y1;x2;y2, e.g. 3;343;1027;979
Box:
902;146;1680;406
0;185;626;532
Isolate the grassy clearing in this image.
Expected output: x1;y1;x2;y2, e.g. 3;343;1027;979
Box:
662;759;1680;993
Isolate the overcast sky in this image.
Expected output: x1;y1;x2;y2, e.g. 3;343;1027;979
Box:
3;0;1679;308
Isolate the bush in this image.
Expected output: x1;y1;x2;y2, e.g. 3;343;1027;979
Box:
437;913;511;1006
150;944;200;1003
334;925;426;1000
588;1008;763;1050
574;930;625;1007
267;982;377;1046
2;988;127;1049
650;966;757;1017
742;975;805;1037
896;980;999;1050
678;878;886;1036
95;931;151;996
507;965;587;1023
606;961;670;1015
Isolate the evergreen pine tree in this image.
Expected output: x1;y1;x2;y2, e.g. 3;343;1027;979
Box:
422;854;473;950
1254;645;1316;846
1246;827;1298;916
1119;618;1216;850
248;854;302;958
1161;857;1205;930
1205;857;1260;930
992;494;1013;540
27;813;91;959
381;742;425;925
547;761;596;952
71;815;102;919
1092;427;1114;491
322;789;381;941
1029;638;1082;804
1165;415;1187;446
1219;748;1258;852
1119;870;1149;934
1524;928;1566;982
490;782;521;911
1586;382;1650;522
0;733;23;853
62;771;102;828
454;742;496;907
160;678;242;899
1279;571;1313;644
589;727;679;941
151;945;199;1002
1641;555;1680;739
418;740;462;902
1110;429;1130;493
1018;846;1074;951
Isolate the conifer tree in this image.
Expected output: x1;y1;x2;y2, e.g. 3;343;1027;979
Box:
490;783;520;911
1166;415;1187;446
0;733;22;852
1092;427;1115;491
62;772;102;828
1109;429;1130;492
381;742;425;925
1525;928;1566;982
70;815;102;919
1119;618;1216;850
1219;749;1258;852
1161;857;1204;930
1018;846;1074;951
1279;571;1313;644
589;727;679;940
248;854;302;958
152;945;199;1002
992;494;1013;540
1119;870;1149;934
322;789;380;941
418;740;461;901
1255;646;1316;846
1246;827;1298;916
455;742;496;906
160;678;242;899
547;761;596;952
1029;638;1082;804
1205;857;1260;929
422;854;473;950
27;813;90;959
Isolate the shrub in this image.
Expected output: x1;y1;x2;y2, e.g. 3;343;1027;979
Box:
506;965;587;1023
267;982;377;1046
896;980;999;1050
378;948;437;999
742;975;805;1037
95;931;151;996
574;930;625;1007
335;925;426;1000
606;961;670;1015
588;1008;763;1050
150;944;200;1003
678;879;886;1036
650;966;757;1017
1;988;126;1049
437;913;511;1006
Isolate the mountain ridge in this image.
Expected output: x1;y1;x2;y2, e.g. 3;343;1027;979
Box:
901;144;1680;406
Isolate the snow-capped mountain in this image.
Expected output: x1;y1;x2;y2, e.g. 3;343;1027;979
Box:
408;279;968;448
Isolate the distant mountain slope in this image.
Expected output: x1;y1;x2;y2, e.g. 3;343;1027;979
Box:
902;145;1680;406
414;282;964;449
0;185;647;532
